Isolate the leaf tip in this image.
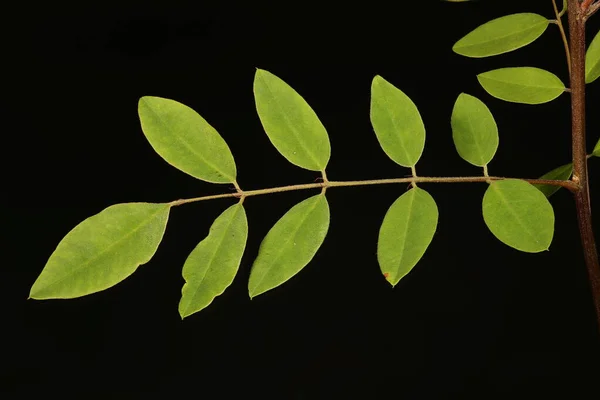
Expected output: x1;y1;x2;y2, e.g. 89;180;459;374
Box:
138;95;155;108
28;283;41;300
383;272;397;287
451;43;461;55
249;285;270;299
254;68;268;77
179;303;194;320
372;75;385;85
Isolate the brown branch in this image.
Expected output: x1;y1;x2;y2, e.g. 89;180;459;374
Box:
581;0;594;12
585;1;600;19
567;0;600;333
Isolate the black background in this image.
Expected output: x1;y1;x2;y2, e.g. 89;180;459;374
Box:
4;0;600;398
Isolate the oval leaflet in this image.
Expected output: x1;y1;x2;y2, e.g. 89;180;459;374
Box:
248;193;330;298
453;13;549;58
482;179;554;253
451;93;499;166
30;203;171;299
179;203;248;319
477;67;565;104
370;75;426;168
253;69;331;171
378;187;439;286
138;96;237;183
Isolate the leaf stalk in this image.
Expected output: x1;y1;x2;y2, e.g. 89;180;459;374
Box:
554;0;572;74
168;175;578;207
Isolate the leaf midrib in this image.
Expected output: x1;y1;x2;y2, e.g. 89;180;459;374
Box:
492;182;542;248
143;100;233;182
257;73;323;170
249;196;322;296
32;205;168;296
457;19;547;50
181;206;242;316
376;82;414;166
392;190;416;283
480;73;563;90
463;102;485;165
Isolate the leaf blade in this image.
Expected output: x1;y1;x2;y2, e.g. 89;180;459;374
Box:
248;194;330;298
533;163;573;197
451;93;499;166
477;67;565;104
378;188;439;286
370;75;426;167
453;13;549;58
586;28;600;84
482;179;554;253
30;203;170;299
253;69;331;171
138;96;237;183
179;203;248;319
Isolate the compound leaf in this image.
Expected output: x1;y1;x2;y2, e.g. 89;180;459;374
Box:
453;13;549;58
533;163;573;197
179;203;248;319
378;187;438;286
138;96;237;183
477;67;565;104
586;28;600;84
451;93;499;166
482;179;554;253
254;69;331;171
248;193;329;298
370;75;426;167
30;203;170;299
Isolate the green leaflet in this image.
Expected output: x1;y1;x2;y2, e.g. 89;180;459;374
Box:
378;187;438;287
370;75;426;168
138;96;237;183
593;137;600;157
248;194;330;298
30;203;170;299
179;203;248;319
586;29;600;84
482;179;554;253
453;13;549;58
253;69;331;171
477;67;565;104
533;163;573;198
451;93;499;166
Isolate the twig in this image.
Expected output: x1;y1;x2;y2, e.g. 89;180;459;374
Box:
567;0;600;334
